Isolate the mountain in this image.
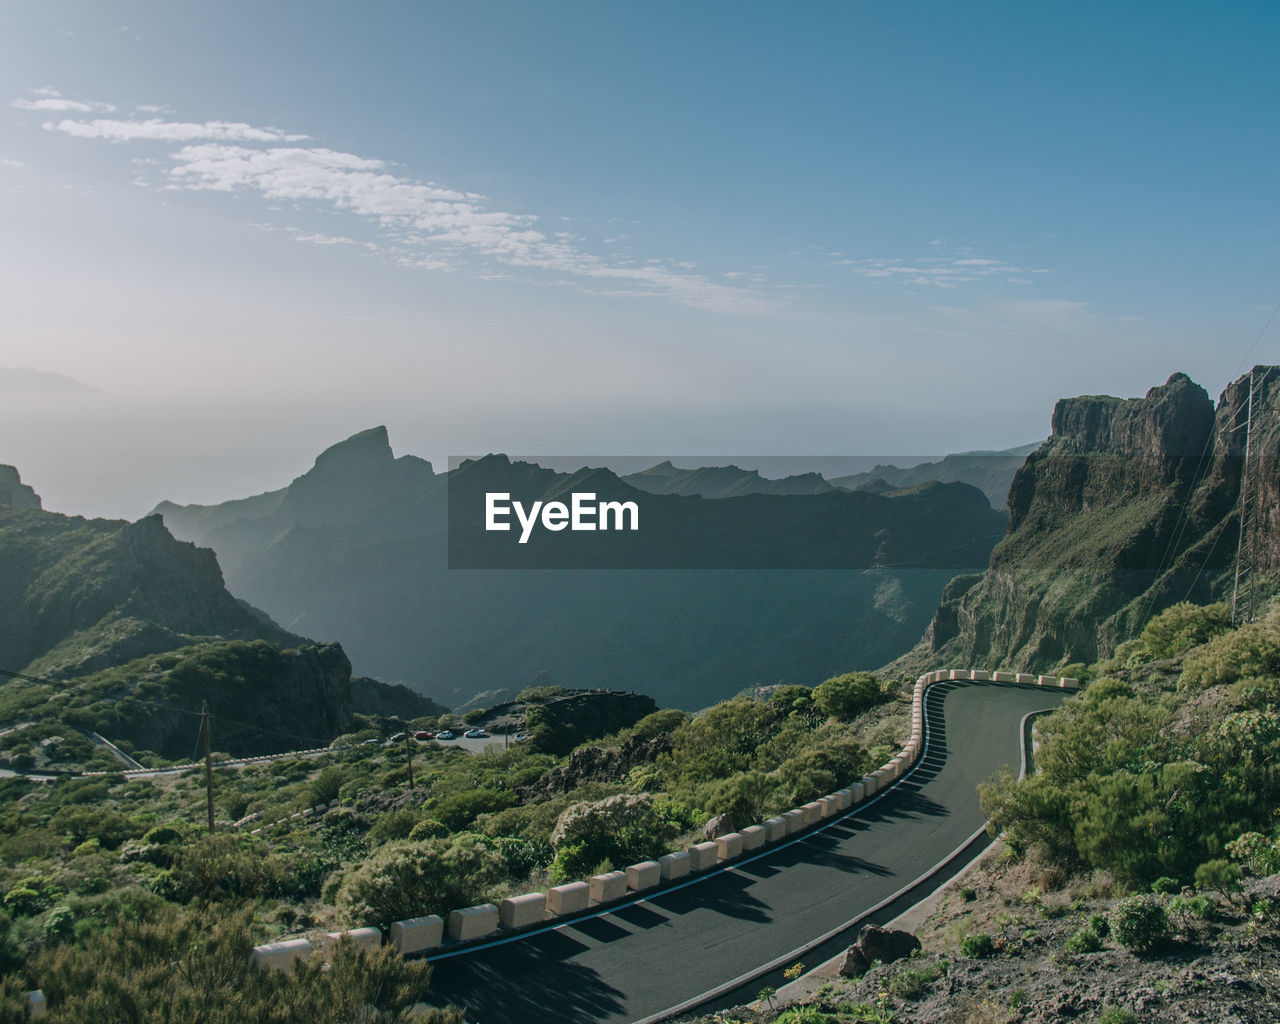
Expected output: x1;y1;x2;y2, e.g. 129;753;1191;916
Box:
155;429;1007;710
0;477;446;758
0;503;304;681
830;443;1040;509
888;370;1275;674
621;461;835;499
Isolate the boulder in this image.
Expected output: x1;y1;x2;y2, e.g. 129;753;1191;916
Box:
855;924;921;966
703;813;736;840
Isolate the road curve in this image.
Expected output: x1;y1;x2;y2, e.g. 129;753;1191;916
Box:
424;680;1068;1024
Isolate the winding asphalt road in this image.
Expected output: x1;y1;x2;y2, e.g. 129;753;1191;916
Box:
424;680;1069;1024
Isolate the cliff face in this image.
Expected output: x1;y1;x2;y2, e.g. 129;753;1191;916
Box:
893;370;1273;674
0;504;303;679
0;466;41;511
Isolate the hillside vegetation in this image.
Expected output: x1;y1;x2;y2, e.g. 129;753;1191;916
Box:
0;667;910;1018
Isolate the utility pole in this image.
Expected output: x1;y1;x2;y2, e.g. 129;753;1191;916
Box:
202;700;215;834
404;730;415;789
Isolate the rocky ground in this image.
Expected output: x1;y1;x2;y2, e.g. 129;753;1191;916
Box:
678;845;1280;1024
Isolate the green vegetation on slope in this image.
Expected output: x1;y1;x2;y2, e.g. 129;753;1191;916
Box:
980;600;1280;889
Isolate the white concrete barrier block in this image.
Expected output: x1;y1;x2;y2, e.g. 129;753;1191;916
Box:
689;841;720;871
448;903;499;941
322;927;381;960
799;801;820;825
782;809;806;834
390;915;444;955
851;781;866;802
763;817;787;842
659;850;692;880
26;991;45;1019
819;795;840;818
716;832;744;861
932;671;948;683
970;670;991;681
949;669;967;680
547;881;590;916
993;671;1016;683
1016;673;1037;684
861;775;878;796
250;938;314;972
1061;677;1080;689
1037;674;1056;687
836;789;852;810
741;824;766;850
589;870;627;904
626;861;661;892
499;892;547;929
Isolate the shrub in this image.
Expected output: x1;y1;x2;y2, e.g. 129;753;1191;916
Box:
960;932;995;958
1226;831;1280;875
1097;1009;1138;1024
1141;602;1230;660
1151;876;1180;895
813;672;885;720
1111;895;1168;952
548;793;683;883
1088;912;1110;937
1064;927;1102;954
1194;858;1241;896
335;836;506;929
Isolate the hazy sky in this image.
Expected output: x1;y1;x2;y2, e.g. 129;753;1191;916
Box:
2;2;1278;518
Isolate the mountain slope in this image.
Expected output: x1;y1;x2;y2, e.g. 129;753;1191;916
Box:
889;370;1274;674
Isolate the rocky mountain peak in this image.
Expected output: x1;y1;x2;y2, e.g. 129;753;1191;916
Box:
1048;371;1213;457
0;465;41;510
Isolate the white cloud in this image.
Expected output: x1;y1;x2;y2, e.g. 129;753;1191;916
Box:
13;97;116;113
46;118;309;143
31;100;773;316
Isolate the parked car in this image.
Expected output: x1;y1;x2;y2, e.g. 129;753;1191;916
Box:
435;730;455;740
413;730;433;740
389;732;407;743
512;732;528;742
463;728;489;738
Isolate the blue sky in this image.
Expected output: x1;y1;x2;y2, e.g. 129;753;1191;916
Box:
2;2;1278;517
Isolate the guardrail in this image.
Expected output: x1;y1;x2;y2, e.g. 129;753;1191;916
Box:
250;668;1079;970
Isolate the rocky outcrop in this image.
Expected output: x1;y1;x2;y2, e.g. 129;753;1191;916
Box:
518;732;674;799
0;465;41;510
890;369;1280;674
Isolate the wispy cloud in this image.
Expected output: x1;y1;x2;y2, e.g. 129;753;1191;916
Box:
11;88;114;113
844;246;1049;288
46;118;308;143
22;92;770;316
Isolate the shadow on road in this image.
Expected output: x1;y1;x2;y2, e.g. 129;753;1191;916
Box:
426;938;627;1024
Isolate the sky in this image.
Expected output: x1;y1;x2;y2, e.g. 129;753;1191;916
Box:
2;1;1279;519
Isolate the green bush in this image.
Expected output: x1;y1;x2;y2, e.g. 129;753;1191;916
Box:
1226;831;1280;874
813;672;885;721
1088;912;1110;937
335;836;506;929
1194;858;1241;896
1151;876;1180;895
1064;927;1102;954
1111;895;1168;952
960;932;995;958
1140;602;1230;660
548;793;684;883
